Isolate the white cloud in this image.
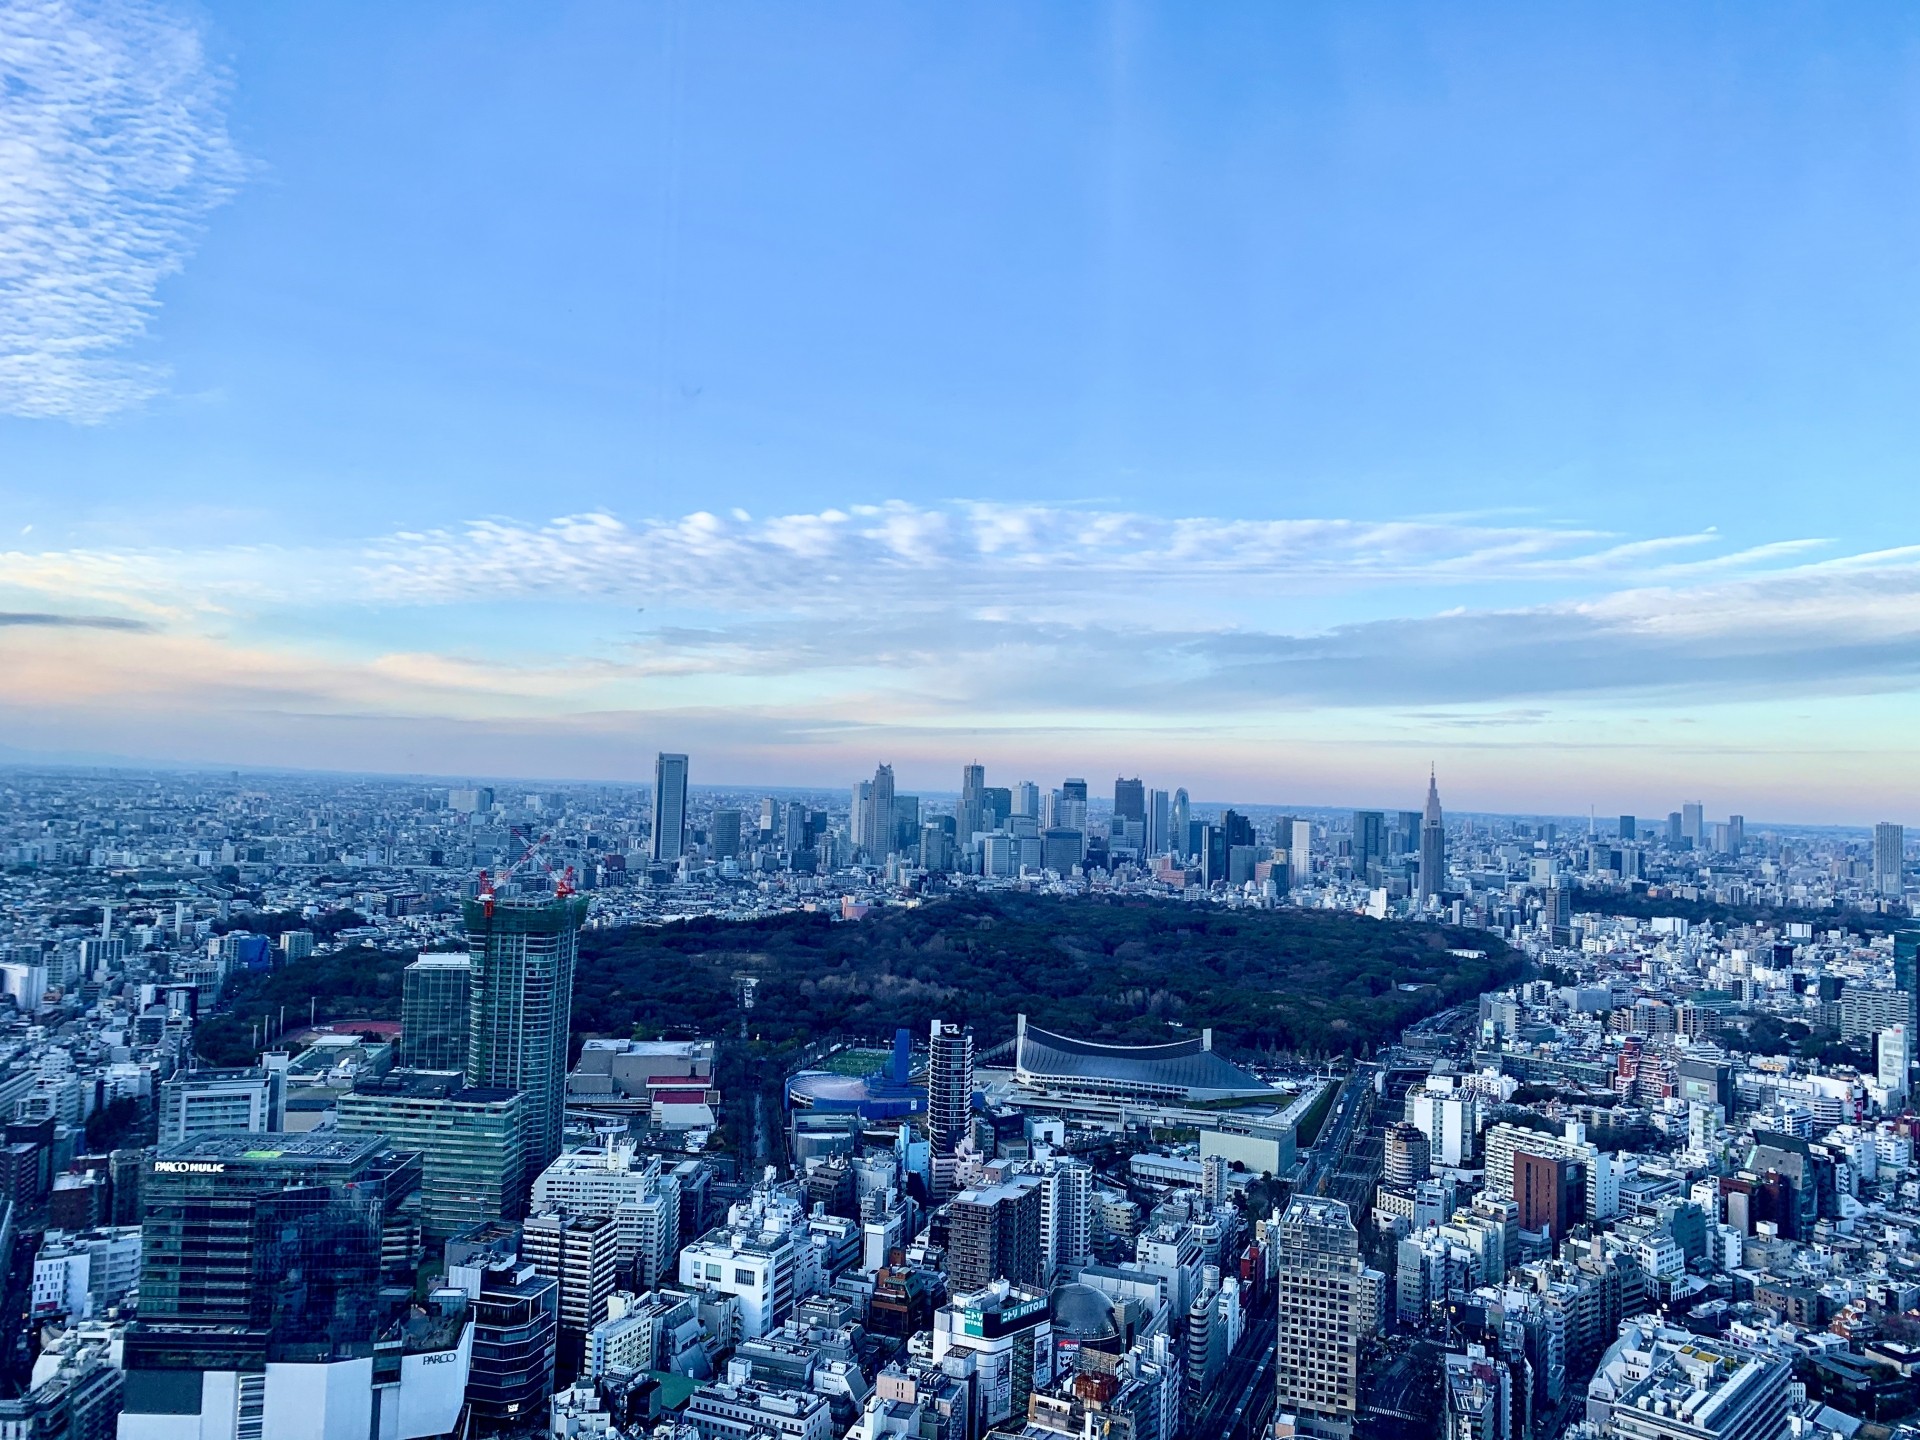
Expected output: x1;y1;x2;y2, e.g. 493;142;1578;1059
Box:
354;502;1782;610
0;0;241;421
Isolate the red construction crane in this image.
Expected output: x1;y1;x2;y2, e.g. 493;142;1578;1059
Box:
477;827;576;918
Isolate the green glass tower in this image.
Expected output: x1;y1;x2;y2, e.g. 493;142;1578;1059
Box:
337;1072;528;1244
401;954;471;1071
464;895;587;1172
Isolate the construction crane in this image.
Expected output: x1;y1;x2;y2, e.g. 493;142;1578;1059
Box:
476;826;576;918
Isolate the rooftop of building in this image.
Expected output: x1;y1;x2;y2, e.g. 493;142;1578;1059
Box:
345;1070;518;1105
153;1130;390;1166
1013;1016;1272;1097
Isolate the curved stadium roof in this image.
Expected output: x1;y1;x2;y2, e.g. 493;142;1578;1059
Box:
1014;1017;1272;1101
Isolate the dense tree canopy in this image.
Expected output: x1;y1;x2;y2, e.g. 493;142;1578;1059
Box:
573;892;1524;1057
196;893;1525;1071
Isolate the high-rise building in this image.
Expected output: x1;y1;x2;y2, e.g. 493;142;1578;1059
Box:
651;752;689;862
851;781;873;851
1353;811;1387;875
1114;777;1146;825
947;1179;1043;1293
1666;811;1683;844
1514;1150;1578;1243
893;792;921;854
157;1063;286;1145
335;1072;529;1244
1274;1198;1382;1437
132;1136;435;1390
1879;1026;1910;1103
1033;1157;1093;1278
1417;770;1447;901
1618;815;1636;841
1897;931;1920;1032
863;765;896;860
1171;789;1191;852
1013;781;1040;819
1289;818;1314;879
402;954;471;1072
1148;790;1172;855
928;1020;974;1200
1061;778;1089;805
1382;1122;1430;1191
1876;823;1906;899
523;1210;619;1382
959;764;987;850
1681;802;1704;846
466;894;587;1173
447;1225;560;1431
709;808;743;859
530;1138;682;1290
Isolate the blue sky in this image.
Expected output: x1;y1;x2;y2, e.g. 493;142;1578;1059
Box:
4;0;1920;819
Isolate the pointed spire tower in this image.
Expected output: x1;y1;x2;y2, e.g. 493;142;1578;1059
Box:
1417;767;1446;902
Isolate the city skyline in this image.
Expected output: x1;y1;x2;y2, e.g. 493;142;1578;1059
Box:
8;3;1920;816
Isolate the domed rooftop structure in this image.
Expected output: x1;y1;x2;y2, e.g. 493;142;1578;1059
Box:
1050;1283;1120;1344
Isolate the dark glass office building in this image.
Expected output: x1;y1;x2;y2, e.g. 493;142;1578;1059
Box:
127;1131;423;1378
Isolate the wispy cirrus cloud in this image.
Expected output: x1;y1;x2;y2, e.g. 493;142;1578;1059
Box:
0;0;242;422
0;610;154;631
2;501;1822;620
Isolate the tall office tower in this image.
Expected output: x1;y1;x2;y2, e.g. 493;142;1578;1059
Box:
121;1133;457;1437
927;1020;975;1200
1619;814;1636;840
758;796;777;834
1114;777;1146;827
1727;814;1745;852
523;1210;619;1382
1353;811;1386;875
1061;777;1089;806
1896;931;1920;1031
1148;789;1172;855
1274;1197;1382;1439
959;763;987;848
851;781;872;851
1290;819;1314;878
1544;880;1572;938
1222;809;1256;849
1171;789;1191;852
709;808;743;860
466;893;587;1173
893;793;921;854
402;954;472;1071
947;1179;1043;1293
1417;770;1447;901
1666;811;1683;844
1681;802;1704;846
982;786;1012;831
1013;780;1040;819
336;1072;529;1244
782;802;810;859
1876;823;1906;899
651;752;689;862
863;764;897;860
1396;810;1423;856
